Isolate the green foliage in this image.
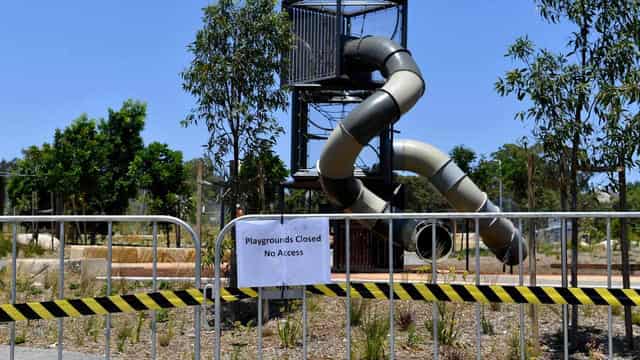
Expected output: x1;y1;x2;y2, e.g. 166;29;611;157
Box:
358;311;390;360
396;175;448;212
405;323;421;349
134;311;146;343
158;320;175;347
116;319;133;353
129;142;189;217
94;100;146;215
350;298;368;326
632;311;640;326
276;316;300;349
239;142;288;213
425;302;460;346
449;145;476;175
181;0;292;207
7;100;147;241
20;241;45;258
156;308;170;323
129;142;190;246
0;232;11;258
481;309;495;335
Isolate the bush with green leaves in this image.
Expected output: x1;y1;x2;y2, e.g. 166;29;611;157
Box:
358;311;390;360
350;298;368;326
425;302;460;346
0;232;11;258
116;319;133;353
277;316;300;349
481;309;494;335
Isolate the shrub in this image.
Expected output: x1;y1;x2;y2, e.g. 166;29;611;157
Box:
15;328;26;345
506;327;535;360
395;305;415;332
277;316;301;349
84;316;101;343
0;232;11;258
21;241;45;257
306;294;320;313
116;319;133;353
358;311;390;360
632;311;640;326
612;305;623;316
425;302;460;346
158;321;174;347
481;310;494;335
156;308;170;323
405;323;421;349
134;311;146;343
350;298;368;326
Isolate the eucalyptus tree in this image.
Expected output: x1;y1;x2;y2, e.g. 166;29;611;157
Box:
181;0;292;214
591;0;640;345
129;142;190;247
496;0;640;347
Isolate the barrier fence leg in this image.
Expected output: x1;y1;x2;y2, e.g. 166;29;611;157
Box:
58;222;65;360
388;218;395;360
105;221;113;360
303;286;308;360
432;219;438;360
151;222;158;360
345;219;351;360
561;219;568;360
258;287;263;360
474;218;481;360
10;223;17;360
606;218;613;358
518;219;525;360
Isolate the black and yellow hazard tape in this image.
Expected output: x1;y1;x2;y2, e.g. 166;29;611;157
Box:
1;283;638;322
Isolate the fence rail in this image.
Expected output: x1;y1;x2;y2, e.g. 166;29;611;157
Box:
0;215;201;360
212;211;640;360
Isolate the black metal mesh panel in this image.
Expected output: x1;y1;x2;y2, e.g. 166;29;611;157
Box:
288;7;339;85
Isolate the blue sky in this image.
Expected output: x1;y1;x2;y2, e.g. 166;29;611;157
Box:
0;1;633;182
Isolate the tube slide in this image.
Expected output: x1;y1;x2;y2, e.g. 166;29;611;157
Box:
317;36;526;265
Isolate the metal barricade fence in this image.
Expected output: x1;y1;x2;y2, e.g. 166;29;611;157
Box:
0;215;202;360
212;212;640;360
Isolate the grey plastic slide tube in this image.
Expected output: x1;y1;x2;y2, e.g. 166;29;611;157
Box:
317;36;526;265
394;140;526;265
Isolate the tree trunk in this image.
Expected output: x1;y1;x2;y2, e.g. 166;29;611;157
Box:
528;152;540;354
569;7;589;342
230;138;240;289
570;137;580;346
620;164;633;348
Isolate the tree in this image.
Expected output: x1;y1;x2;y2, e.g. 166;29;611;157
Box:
449;145;477;175
0;159;16;216
8;100;148;243
591;1;640;345
395;175;449;212
497;0;640;347
181;0;292;216
129;142;190;247
239;143;288;213
94;100;146;215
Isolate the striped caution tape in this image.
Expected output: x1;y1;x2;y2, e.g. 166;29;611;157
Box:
1;283;639;322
